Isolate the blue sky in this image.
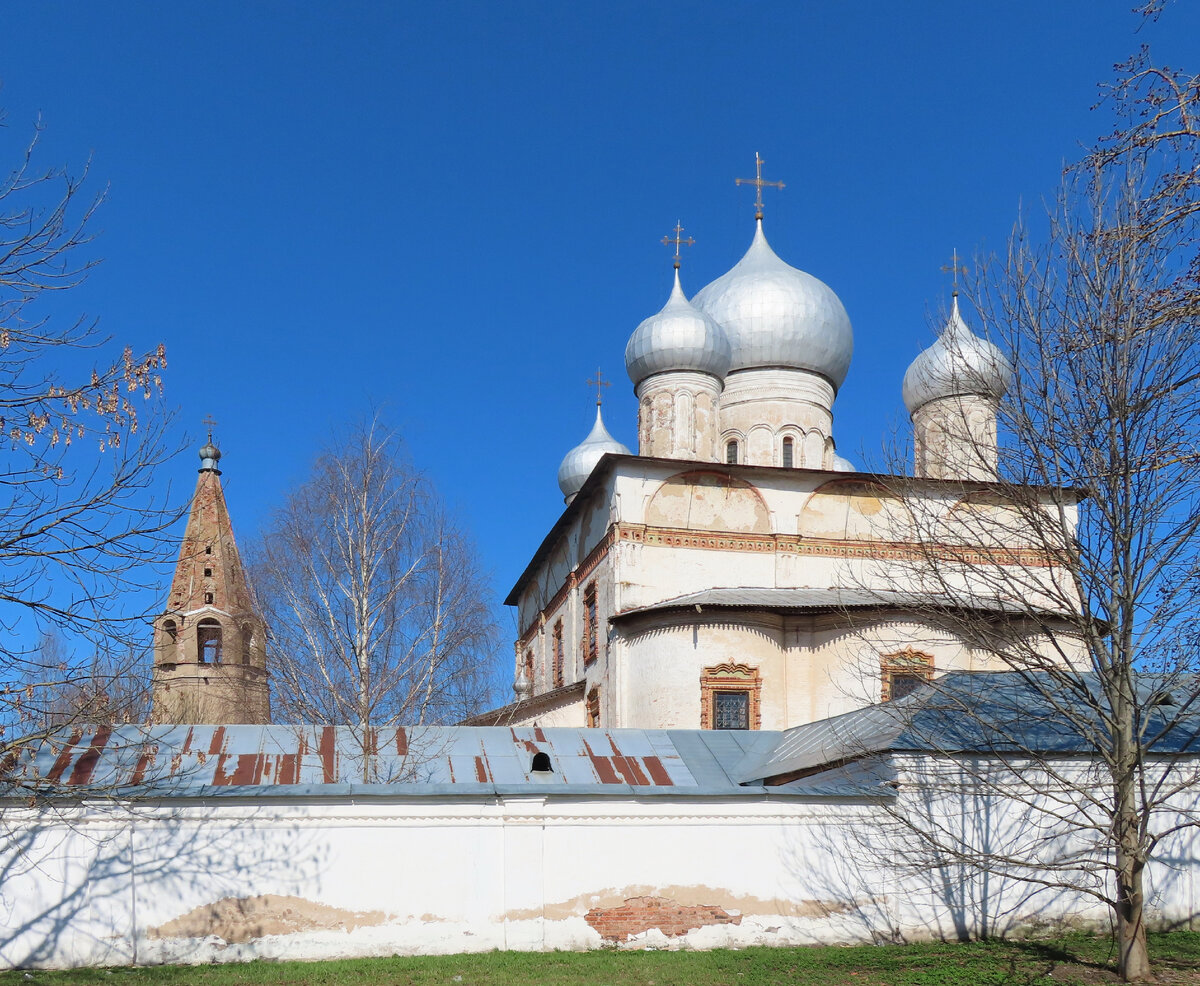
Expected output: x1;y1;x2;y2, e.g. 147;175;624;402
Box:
2;2;1196;654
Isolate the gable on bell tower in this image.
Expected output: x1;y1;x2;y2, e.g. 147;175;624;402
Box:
151;428;271;724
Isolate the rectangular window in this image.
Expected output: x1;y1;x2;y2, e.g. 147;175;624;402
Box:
713;690;750;729
700;663;762;730
583;582;598;666
726;440;738;464
586;686;600;728
889;673;925;700
552;619;564;688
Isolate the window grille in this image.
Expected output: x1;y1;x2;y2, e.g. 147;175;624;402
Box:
713;690;750;729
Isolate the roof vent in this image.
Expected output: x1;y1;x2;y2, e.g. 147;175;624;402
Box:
530;751;553;774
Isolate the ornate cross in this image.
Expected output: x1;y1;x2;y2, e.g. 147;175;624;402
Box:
661;221;695;269
735;152;785;219
587;368;611;407
941;248;967;296
202;414;218;442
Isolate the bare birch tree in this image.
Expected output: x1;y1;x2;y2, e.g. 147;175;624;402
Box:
250;418;498;742
0;113;173;769
852;49;1200;982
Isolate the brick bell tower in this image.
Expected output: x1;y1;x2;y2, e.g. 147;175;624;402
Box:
151;429;270;724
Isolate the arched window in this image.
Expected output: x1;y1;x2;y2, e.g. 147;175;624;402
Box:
781;437;794;469
241;625;253;666
725;440;738;465
163;619;177;644
197;618;222;664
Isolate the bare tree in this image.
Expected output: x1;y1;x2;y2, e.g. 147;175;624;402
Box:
851;53;1200;981
0;112;173;770
250;418;498;746
32;632;151;726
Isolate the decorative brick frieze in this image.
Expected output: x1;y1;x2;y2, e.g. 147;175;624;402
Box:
518;521;1052;639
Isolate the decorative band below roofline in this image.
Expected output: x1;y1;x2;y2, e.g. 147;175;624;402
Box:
517;521;1053;640
615;523;1053;569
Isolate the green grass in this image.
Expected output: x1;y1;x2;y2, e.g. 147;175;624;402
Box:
5;931;1200;985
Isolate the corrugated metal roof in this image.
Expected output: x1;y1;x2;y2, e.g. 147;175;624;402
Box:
614;587;1035;619
737;672;1200;784
2;724;875;799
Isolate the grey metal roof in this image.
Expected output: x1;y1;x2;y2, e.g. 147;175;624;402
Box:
1;723;869;800
737;672;1200;784
614;587;1034;619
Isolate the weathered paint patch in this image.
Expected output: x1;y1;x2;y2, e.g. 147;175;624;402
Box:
584;895;742;941
146;894;389;944
508;884;856;922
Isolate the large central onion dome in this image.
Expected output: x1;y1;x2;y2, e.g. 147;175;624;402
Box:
902;295;1012;414
557;406;630;503
691;219;853;387
625;269;731;386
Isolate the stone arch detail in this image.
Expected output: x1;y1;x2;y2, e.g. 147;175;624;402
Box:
798;478;907;541
944;490;1038;549
645;470;770;533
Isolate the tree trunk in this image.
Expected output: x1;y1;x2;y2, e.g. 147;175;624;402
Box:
1115;824;1151;981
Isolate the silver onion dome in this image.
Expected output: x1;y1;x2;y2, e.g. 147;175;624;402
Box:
198;440;222;472
625;269;731;386
691;219;853;387
556;406;630;502
902;295;1012;414
832;452;856;472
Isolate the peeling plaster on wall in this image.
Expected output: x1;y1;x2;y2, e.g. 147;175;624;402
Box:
505;883;855;923
147;895;390;944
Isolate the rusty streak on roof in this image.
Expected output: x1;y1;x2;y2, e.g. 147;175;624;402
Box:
3;724;817;799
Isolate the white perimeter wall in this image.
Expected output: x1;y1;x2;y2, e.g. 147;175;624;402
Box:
2;777;1198;970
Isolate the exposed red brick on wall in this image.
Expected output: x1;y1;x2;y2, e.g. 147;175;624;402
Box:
584;895;742;941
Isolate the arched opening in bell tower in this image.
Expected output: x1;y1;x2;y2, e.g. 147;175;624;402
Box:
197;618;223;664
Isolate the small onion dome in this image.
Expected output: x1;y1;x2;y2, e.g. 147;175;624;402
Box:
691;219;853;388
902;295;1012;415
556;406;630;502
832;452;856;472
625;269;731;386
198;440;222;472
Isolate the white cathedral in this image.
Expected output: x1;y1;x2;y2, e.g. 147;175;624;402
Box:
485;173;1077;734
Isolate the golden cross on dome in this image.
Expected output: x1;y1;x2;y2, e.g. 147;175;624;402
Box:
941;248;967;297
661;221;695;270
201;414;218;442
735;152;785;220
587;368;610;407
